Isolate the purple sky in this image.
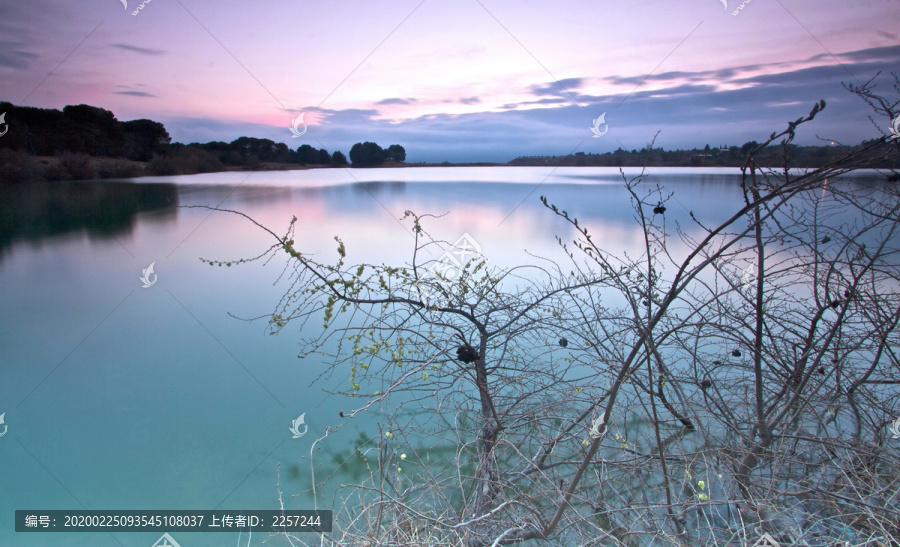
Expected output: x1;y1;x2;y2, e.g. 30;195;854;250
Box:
1;0;898;162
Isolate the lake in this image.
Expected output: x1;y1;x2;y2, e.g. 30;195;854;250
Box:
0;166;885;546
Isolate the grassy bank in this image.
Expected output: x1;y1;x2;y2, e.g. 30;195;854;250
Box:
0;149;331;184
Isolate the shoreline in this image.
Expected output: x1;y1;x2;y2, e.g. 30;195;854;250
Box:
1;153;897;185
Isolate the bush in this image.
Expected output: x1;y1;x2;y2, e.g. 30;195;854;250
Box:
147;146;224;175
0;149;44;183
331;150;348;166
96;158;143;179
56;152;97;180
349;141;386;166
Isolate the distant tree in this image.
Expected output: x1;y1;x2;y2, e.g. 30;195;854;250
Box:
273;142;291;163
349;141;386;167
317;148;332;165
740;140;761;155
122;119;171;161
331;150;348;166
61;104;126;157
297;144;317;164
257;138;278;162
386;144;406;162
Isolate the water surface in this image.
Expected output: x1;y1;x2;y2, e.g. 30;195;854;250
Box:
0;166;882;546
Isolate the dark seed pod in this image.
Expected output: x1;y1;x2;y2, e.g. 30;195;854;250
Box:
700;379;712;389
732;349;741;358
830;300;841;309
456;344;478;363
558;337;568;348
818;367;826;374
821;236;831;243
653;204;666;215
713;360;722;366
642;300;650;306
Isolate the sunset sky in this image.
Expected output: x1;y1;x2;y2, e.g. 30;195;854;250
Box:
1;0;898;162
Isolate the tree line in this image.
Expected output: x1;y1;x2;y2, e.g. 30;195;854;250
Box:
0;101;171;162
510;140;900;169
348;141;406;166
0;101;410;182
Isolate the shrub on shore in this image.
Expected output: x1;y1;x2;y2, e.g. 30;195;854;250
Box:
148;145;224;176
57;152;96;180
0;149;44;184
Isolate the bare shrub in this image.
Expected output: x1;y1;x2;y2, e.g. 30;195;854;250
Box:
204;80;900;546
57;152;96;180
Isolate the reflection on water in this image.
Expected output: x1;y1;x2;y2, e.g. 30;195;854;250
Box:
0;180;178;260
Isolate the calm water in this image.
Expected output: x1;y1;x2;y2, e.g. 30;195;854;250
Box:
0;166;882;546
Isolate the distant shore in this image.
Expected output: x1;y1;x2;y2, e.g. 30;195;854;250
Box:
1;153;898;185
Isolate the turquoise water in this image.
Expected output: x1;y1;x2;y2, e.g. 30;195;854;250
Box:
0;166;879;546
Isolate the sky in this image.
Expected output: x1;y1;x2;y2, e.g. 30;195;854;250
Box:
1;0;898;163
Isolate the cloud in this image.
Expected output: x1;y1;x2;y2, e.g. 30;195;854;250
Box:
0;44;39;69
111;43;165;56
531;77;584;96
161;44;900;164
0;3;48;70
376;97;416;105
508;97;569;109
114;91;156;97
